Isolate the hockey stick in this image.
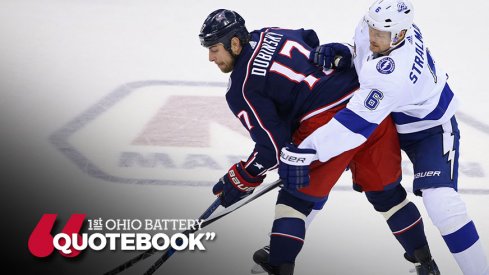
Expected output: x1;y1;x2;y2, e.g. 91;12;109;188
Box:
143;179;282;275
103;197;221;275
104;179;281;275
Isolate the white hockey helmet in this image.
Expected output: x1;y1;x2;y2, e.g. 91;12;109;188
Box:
364;0;414;47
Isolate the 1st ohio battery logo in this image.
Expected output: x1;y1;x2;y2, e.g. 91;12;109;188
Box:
28;214;216;258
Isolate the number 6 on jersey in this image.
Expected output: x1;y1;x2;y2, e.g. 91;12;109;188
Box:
364;89;384;110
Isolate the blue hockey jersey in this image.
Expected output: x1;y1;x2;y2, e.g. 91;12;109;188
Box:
226;28;359;176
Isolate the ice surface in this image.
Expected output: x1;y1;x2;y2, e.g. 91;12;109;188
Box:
1;1;488;274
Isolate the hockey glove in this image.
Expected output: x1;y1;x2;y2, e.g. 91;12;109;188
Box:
310;43;352;70
279;143;316;190
213;162;265;207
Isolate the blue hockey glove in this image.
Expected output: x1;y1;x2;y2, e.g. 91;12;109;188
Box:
278;143;317;190
213;162;265;207
310;43;352;70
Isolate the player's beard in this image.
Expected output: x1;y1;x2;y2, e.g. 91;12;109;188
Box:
218;56;236;73
219;63;233;73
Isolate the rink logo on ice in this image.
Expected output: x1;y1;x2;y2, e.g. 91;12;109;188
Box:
49;80;488;191
28;214;216;258
50;81;252;186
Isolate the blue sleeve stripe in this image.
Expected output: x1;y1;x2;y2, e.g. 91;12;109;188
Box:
392;84;454;125
334;108;378;139
442;221;480;253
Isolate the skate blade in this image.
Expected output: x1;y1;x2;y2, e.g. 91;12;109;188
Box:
251;263;266;274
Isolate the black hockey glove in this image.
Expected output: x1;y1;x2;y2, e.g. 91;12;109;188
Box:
213;162;265;207
310;43;352;70
278;143;316;190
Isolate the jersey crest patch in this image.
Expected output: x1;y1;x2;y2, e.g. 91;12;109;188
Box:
376;57;395;74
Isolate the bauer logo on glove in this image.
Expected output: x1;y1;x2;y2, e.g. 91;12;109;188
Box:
213;162;265;207
279;144;316;165
228;169;257;192
280;151;312;165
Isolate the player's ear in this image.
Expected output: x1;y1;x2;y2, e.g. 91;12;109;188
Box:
230;37;242;55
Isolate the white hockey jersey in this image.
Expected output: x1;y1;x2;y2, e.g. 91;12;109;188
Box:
300;19;458;162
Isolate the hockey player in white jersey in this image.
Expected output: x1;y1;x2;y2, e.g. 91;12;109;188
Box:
281;0;489;274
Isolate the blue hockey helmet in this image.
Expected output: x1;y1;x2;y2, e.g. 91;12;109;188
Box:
199;9;249;51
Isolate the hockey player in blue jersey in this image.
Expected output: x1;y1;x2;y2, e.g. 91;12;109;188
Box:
294;0;489;274
199;9;439;275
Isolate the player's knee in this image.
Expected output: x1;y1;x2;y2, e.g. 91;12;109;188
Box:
365;184;407;213
275;190;314;220
422;187;471;234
